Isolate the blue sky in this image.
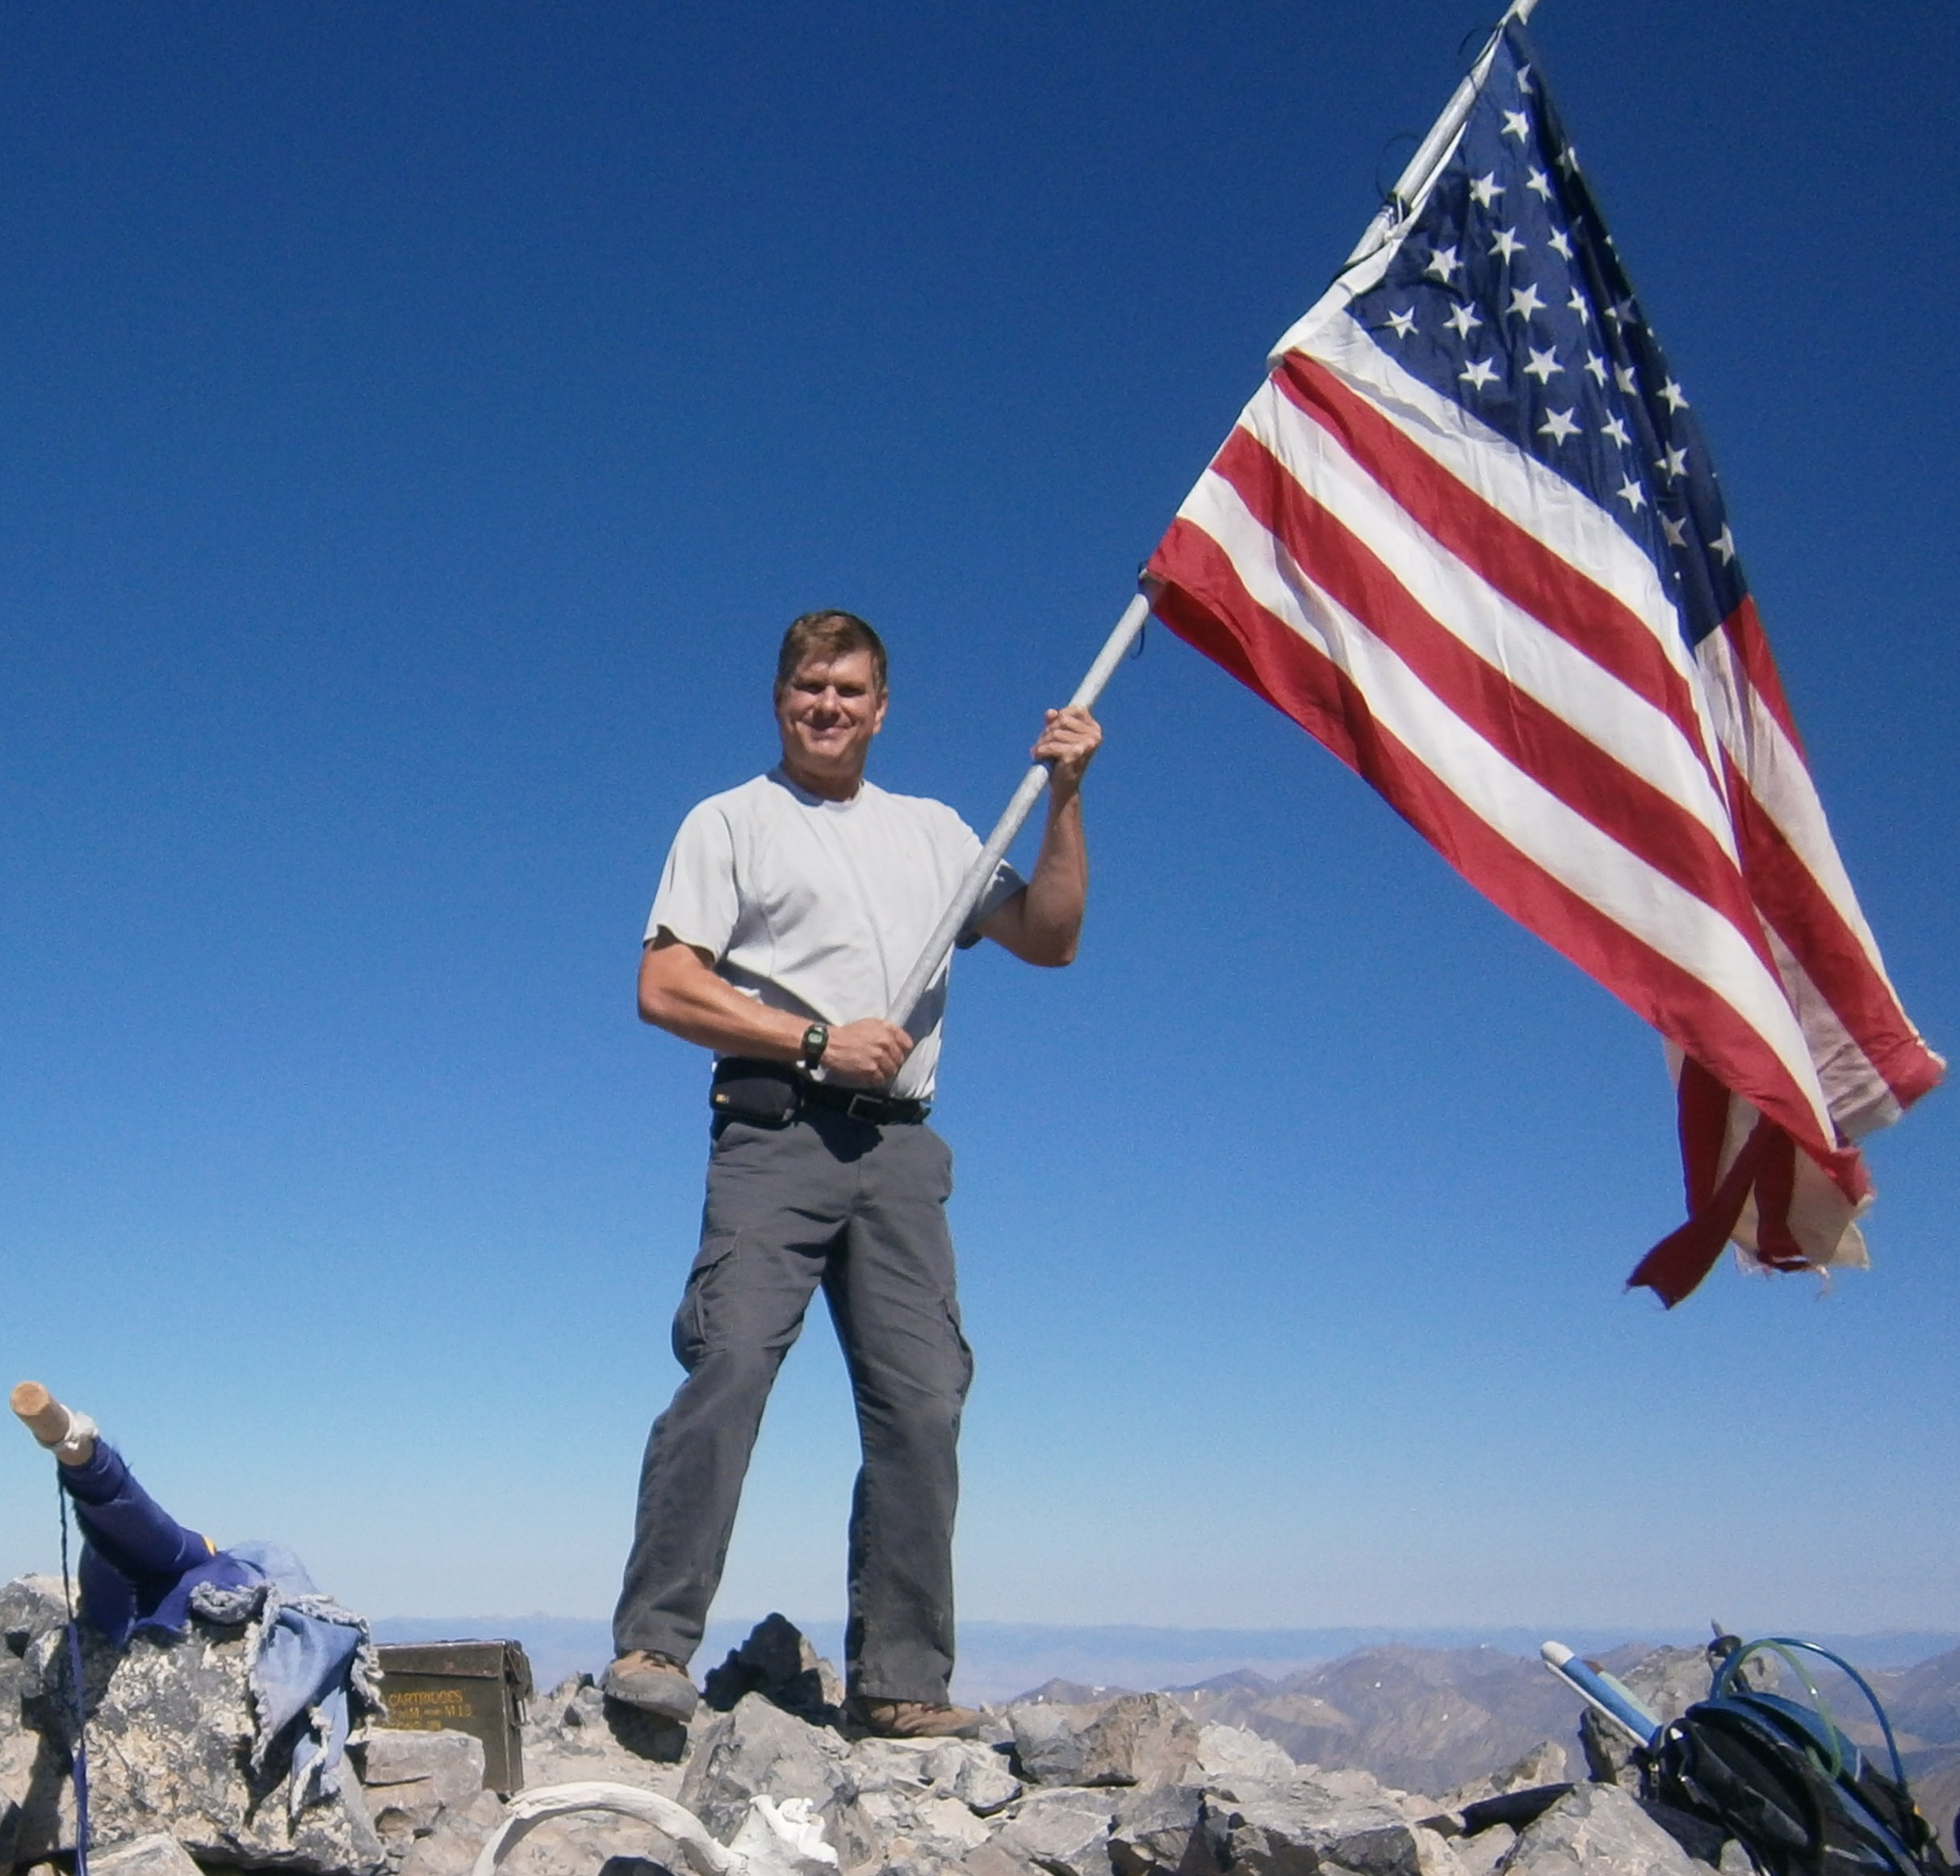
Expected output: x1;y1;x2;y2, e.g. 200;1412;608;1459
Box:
2;0;1954;1649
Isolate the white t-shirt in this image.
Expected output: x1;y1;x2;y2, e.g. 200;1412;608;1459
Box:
646;768;1026;1101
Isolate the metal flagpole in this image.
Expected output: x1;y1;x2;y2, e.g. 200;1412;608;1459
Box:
884;589;1152;1034
885;0;1549;1036
1340;0;1544;271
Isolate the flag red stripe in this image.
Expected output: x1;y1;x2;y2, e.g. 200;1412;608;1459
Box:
1274;355;1719;786
1675;1056;1732;1212
1749;1127;1809;1271
1148;521;1856;1179
1629;1112;1771;1305
1209;422;1779;978
1150;519;1364;777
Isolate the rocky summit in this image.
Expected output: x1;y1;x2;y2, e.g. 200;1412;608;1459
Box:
5;1580;1957;1876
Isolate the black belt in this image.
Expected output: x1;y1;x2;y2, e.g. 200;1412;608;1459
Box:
710;1057;931;1127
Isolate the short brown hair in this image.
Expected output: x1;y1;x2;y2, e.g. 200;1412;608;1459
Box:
775;609;888;699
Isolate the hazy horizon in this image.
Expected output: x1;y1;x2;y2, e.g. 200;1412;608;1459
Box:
366;1614;1960;1705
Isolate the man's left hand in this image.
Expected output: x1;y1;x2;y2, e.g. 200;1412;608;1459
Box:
1033;706;1101;800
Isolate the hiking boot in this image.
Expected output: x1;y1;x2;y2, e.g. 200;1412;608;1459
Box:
844;1695;985;1740
601;1650;698;1721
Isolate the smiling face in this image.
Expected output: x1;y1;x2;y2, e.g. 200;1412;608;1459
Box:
775;647;888;799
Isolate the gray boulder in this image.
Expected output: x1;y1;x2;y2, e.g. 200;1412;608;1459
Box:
1460;1823;1517;1876
921;1741;1022;1818
1006;1704;1088;1786
1194;1724;1296;1792
838;1786;990;1870
823;1733;1024;1870
956;1846;1043;1876
2;1577;77;1867
1430;1742;1572;1824
360;1728;487;1844
0;1578;70;1647
679;1694;855;1846
1295;1764;1426;1815
1184;1782;1430;1876
986;1788;1114;1876
395;1790;509;1876
1415;1824;1474;1876
1498;1782;1723;1876
87;1832;205;1876
1107;1781;1204;1874
845;1736;1021;1819
1010;1694;1198;1789
358;1724;506;1876
2;1593;384;1875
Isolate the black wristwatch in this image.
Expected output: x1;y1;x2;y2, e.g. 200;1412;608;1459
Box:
799;1023;829;1072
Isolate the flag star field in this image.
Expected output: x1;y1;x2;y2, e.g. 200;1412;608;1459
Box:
1353;35;1740;639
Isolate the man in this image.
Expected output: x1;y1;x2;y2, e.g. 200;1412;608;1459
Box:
605;609;1099;1740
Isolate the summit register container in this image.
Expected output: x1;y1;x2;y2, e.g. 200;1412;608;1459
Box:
373;1639;534;1794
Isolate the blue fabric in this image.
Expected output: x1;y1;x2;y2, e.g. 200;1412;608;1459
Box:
57;1444;377;1811
219;1543;361;1774
191;1562;371;1812
60;1443;258;1646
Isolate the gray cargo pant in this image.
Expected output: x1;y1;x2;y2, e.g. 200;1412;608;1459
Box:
614;1107;974;1703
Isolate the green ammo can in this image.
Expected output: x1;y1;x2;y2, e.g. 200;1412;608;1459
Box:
373;1639;534;1794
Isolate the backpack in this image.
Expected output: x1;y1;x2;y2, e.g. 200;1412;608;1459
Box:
1646;1637;1952;1876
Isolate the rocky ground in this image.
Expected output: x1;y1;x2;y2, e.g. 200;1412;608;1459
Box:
4;1575;1954;1876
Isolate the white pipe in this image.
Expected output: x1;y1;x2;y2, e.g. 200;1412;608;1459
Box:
884;590;1151;1032
471;1782;736;1876
467;1781;838;1876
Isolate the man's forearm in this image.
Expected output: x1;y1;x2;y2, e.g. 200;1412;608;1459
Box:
638;940;914;1085
1016;789;1089;965
639;944;808;1060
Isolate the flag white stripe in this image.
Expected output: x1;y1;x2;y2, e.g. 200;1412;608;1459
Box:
1299;316;1736;798
1187;467;1837;1142
1248;379;1741;857
1697;637;1890;968
1763;928;1902;1139
1311;316;1707;686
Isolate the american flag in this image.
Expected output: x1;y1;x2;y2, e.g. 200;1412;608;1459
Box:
1145;11;1941;1303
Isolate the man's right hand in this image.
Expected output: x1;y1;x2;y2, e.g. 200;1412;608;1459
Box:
822;1018;915;1088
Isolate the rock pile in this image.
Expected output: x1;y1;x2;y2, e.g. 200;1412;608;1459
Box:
1;1584;1765;1876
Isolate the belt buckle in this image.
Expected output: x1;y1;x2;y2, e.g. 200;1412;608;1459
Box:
844;1091;886;1124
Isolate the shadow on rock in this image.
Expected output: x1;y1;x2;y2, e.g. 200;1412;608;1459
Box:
701;1614;842;1727
598;1698;689;1765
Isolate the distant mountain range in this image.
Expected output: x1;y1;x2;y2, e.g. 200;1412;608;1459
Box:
369;1614;1960;1849
367;1614;1960;1706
